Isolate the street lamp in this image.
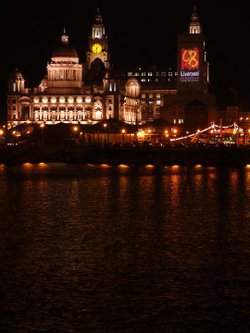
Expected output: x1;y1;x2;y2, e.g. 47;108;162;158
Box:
186;131;189;145
172;128;177;142
164;129;169;145
121;128;126;144
40;123;45;146
79;131;83;144
103;123;108;144
0;129;4;146
72;126;79;145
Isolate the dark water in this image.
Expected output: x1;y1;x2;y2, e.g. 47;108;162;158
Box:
0;163;250;333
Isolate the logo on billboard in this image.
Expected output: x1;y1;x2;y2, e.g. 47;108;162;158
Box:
180;47;200;82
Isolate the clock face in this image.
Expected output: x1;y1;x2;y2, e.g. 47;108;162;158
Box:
91;43;102;54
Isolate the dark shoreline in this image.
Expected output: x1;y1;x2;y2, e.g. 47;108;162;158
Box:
1;144;250;167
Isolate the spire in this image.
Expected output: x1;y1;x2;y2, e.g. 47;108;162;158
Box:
95;7;102;24
61;28;69;45
92;7;105;39
189;5;202;34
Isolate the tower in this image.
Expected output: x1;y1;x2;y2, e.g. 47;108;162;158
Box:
122;77;141;125
7;68;30;125
177;6;209;94
162;6;216;132
103;69;120;119
85;8;110;86
45;29;83;94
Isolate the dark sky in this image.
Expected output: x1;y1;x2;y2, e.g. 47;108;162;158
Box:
1;0;250;121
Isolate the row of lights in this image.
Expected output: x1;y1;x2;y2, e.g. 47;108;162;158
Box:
33;96;92;104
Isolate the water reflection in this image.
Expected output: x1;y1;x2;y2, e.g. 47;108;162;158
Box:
0;164;250;332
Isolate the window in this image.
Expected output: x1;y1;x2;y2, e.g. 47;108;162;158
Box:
59;71;64;80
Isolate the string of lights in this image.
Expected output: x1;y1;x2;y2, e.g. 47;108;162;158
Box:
170;122;243;142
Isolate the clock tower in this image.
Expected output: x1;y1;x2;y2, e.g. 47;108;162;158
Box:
86;8;110;71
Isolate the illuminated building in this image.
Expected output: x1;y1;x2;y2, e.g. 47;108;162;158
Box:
7;7;216;133
161;6;217;132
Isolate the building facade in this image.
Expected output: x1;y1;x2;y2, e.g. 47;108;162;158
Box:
160;6;217;133
7;7;216;133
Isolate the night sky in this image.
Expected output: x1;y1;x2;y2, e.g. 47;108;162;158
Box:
1;0;250;122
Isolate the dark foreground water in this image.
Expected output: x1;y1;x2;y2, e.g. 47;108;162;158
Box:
0;163;250;333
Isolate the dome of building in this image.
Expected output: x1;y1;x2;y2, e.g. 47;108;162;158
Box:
126;76;139;86
51;29;79;62
125;76;140;97
9;68;24;80
52;44;78;58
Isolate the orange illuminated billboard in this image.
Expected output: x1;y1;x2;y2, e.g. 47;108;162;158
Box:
180;47;200;82
181;47;199;70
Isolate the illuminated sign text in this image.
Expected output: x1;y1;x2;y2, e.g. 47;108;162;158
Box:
180;47;200;82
